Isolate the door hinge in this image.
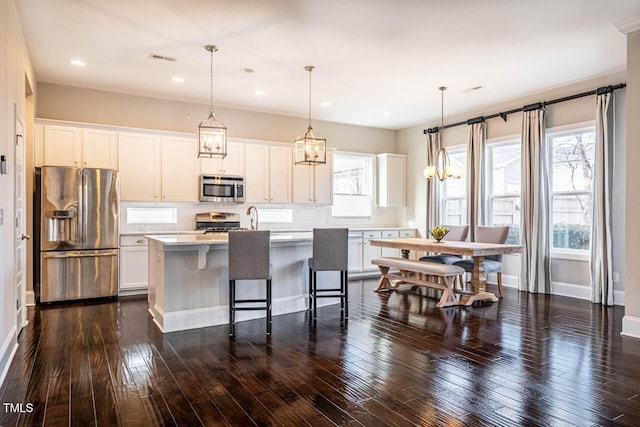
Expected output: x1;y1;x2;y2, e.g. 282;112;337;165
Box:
16;299;19;310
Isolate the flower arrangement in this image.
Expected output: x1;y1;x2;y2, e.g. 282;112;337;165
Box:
430;226;449;242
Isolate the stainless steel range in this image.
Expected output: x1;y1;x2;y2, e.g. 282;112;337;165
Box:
196;212;244;233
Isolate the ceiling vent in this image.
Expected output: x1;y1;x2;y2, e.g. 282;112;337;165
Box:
149;53;177;62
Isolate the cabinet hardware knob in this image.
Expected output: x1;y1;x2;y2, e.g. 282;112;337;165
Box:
136;239;145;243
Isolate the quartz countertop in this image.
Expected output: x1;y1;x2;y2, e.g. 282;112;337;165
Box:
147;232;314;246
121;230;205;236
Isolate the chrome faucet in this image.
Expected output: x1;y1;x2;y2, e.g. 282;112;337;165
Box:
246;205;259;230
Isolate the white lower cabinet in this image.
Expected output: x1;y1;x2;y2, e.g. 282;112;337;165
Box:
347;230;382;273
348;236;364;272
119;235;149;295
348;229;417;274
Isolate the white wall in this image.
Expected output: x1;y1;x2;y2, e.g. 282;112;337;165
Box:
36;83;397;155
0;0;35;385
623;27;640;337
397;72;627;302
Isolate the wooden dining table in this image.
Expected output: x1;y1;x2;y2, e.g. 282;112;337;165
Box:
369;237;522;305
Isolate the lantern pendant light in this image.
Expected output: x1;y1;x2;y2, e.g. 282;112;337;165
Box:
423;86;463;180
294;66;327;165
198;45;227;159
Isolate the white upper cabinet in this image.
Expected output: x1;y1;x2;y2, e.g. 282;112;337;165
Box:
245;144;270;203
269;146;292;204
245;144;292;204
161;136;199;202
82;129;118;169
41;125;118;169
43;125;81;167
118;133;162;201
377;153;407;207
119;133;199;202
200;141;245;176
293;152;333;205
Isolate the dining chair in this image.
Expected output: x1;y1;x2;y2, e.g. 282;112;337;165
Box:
418;225;469;292
308;228;349;320
228;230;272;336
419;225;470;265
453;225;510;296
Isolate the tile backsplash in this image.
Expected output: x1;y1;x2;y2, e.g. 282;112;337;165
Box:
120;201;402;233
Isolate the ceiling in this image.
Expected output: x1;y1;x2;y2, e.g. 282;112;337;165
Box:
15;0;640;130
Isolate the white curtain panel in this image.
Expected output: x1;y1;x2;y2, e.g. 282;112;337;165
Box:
466;122;486;240
425;132;441;232
590;92;614;305
520;109;551;293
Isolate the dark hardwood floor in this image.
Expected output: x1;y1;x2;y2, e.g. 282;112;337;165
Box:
1;280;640;426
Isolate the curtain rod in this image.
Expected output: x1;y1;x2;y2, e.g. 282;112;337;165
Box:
423;83;626;134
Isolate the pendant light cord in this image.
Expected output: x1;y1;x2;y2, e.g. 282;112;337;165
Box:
308;67;313;129
209;48;214;114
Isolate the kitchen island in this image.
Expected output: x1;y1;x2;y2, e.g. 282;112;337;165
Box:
146;232;341;332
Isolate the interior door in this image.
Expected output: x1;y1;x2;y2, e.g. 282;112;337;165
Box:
14;106;28;330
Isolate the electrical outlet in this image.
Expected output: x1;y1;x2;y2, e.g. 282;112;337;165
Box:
613;272;619;282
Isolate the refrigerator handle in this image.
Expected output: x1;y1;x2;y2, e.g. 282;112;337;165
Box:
81;169;87;246
42;251;118;259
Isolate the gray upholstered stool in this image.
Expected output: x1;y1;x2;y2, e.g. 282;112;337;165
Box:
228;230;272;336
308;228;349;319
454;225;510;296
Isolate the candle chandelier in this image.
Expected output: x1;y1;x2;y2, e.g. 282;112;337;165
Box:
294;66;326;165
424;86;463;181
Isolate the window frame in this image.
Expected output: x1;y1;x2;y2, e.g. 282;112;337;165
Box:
547;120;595;261
486;136;521;244
439;143;467;225
330;151;375;218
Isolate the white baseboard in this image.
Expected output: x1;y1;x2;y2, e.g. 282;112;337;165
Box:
621;315;640;339
500;276;625;306
551;281;592;300
0;327;18;388
119;288;148;297
26;291;35;306
153;294;314;333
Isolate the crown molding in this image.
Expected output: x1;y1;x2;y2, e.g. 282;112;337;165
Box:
614;15;640;34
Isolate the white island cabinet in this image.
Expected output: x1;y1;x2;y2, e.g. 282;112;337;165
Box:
147;233;338;333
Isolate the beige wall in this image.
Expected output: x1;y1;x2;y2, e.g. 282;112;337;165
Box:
0;0;35;383
624;29;640;331
397;72;627;295
36;83;397;154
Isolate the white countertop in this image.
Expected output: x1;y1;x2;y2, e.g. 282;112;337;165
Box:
147;232;315;246
120;230;205;236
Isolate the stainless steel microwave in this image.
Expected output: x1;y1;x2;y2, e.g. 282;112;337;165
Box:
200;175;245;203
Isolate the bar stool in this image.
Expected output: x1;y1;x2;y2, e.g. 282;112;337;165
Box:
228;230;272;336
308;228;349;319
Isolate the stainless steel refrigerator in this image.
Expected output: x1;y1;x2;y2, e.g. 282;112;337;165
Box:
34;166;119;303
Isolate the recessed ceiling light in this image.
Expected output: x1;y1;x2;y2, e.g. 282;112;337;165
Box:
70;59;86;67
321;101;332;107
171;76;184;83
383;111;391;116
254;90;265;96
461;85;484;93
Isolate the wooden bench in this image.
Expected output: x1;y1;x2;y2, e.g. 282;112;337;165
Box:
371;257;464;307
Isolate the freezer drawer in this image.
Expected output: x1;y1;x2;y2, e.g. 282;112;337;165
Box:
41;249;118;302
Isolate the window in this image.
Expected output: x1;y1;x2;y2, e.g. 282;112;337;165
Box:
440;146;467;225
331;152;374;217
487;139;521;244
548;124;595;252
126;207;177;224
